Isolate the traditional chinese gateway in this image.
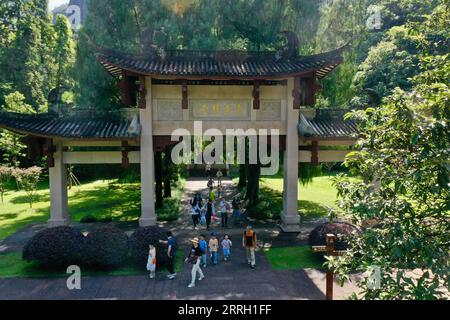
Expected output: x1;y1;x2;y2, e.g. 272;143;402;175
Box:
0;44;357;232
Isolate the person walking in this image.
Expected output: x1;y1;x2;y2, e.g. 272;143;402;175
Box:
190;204;200;229
221;234;232;261
242;226;257;269
146;244;157;279
199;234;208;268
208;233;219;266
190;192;203;208
219;198;228;228
159;231;177;279
203;198;215;230
232;195;241;226
185;237;205;288
216;169;223;186
208;187;216;202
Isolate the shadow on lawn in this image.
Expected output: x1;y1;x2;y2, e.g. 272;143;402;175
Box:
298;200;331;220
68;183;141;221
10;194;50;205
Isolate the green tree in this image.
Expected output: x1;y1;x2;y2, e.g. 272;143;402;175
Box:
327;4;449;297
0;166;13;204
53;15;76;92
0;0;56;112
0;92;32;166
13;166;43;208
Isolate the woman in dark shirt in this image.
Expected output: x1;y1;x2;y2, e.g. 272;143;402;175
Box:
185;237;205;288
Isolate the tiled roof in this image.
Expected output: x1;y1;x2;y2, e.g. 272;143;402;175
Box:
0;112;140;140
298;109;358;139
96;45;348;79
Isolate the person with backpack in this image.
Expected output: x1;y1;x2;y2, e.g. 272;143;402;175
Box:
159;231;178;279
184;237;205;288
242;226;257;269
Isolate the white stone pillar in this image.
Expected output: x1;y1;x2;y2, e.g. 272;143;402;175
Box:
281;78;301;232
48;140;69;227
139;76;157;226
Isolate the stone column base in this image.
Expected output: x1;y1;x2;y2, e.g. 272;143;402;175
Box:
47;218;69;228
139;217;157;227
280;212;301;233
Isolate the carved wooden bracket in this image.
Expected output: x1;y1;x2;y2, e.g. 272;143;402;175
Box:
43;139;56;168
252;80;260;110
300;72;317;106
121;141;130;168
181;80;188;109
118;71;138;107
138;76;147;109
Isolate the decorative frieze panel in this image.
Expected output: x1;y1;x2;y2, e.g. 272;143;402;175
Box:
190;100;251;120
153;100;183;121
257;100;282;120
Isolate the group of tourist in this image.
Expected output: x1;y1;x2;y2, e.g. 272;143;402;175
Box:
189;182;242;230
147;226;258;288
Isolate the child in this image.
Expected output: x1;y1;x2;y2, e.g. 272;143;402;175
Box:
199;234;208;268
146;244;157;279
208;233;219;265
221;234;232;261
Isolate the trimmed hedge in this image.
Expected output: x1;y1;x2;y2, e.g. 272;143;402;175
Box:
23;226;84;267
129;226;169;269
83;226;128;268
308;222;360;251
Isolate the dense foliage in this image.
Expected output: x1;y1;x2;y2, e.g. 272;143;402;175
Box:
83;226;129;268
23;226;85;267
327;3;449;299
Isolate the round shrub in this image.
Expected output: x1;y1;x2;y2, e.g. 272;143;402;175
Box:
23;226;84;267
129;226;169;269
82;226;129;268
309;222;360;250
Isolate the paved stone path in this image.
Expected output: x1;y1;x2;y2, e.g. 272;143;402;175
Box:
0;178;360;300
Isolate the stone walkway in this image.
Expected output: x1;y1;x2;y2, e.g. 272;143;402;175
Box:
0;178;360;300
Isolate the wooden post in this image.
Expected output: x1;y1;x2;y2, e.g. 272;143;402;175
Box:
312;233;343;300
326;234;336;300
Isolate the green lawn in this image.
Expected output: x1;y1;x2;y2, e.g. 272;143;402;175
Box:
260;173;361;220
0;178;184;241
264;246;324;270
0;251;184;278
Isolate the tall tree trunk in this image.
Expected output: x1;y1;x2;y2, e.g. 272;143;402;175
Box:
155;151;163;208
246;163;261;207
238;164;247;188
163;146;172;198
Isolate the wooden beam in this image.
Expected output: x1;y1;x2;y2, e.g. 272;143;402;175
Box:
311;140;319;165
121;141;129;168
43;139;56;168
63;151;140;164
181;80;188;109
252;80;260;109
300;72;317;106
298;150;351;163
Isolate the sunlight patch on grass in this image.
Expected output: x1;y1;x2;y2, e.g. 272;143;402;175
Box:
264;246;324;270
